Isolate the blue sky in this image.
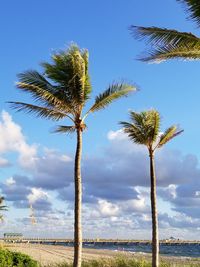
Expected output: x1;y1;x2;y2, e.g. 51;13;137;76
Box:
0;0;200;240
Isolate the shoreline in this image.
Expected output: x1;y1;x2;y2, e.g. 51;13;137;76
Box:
5;243;200;266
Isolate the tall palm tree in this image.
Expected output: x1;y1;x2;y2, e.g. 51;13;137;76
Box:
120;110;183;267
0;197;7;222
130;1;200;62
9;44;136;267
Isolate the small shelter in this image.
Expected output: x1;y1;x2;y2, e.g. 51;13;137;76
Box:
4;233;23;241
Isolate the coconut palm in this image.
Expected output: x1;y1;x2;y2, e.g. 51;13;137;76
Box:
120;110;183;267
130;1;200;62
9;44;136;267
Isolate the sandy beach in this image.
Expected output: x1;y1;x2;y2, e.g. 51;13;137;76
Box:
6;243;200;266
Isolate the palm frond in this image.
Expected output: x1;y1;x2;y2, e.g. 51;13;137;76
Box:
120;121;147;145
129;111;151;130
0;197;7;211
150;110;160;143
130;26;199;46
129;110;160;145
8;102;67;121
82;50;92;100
121;110;182;151
17;70;53;91
139;43;200;62
87;83;136;114
0;206;8;211
17;71;73;113
42;45;91;108
52;125;76;134
158;126;183;148
177;0;200;27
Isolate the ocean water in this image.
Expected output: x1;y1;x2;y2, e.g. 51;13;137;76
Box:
83;242;200;258
46;242;200;258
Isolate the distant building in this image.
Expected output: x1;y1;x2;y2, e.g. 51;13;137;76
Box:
4;233;23;241
163;236;179;242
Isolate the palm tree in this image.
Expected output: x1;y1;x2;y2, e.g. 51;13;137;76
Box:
9;44;136;267
130;1;200;62
0;197;7;222
120;110;183;267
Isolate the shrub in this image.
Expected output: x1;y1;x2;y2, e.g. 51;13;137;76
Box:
0;249;38;267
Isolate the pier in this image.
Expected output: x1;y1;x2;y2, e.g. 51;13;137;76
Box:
1;237;200;245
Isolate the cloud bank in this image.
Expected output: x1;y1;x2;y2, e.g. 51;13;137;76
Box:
0;111;200;239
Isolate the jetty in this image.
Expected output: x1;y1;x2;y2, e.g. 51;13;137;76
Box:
1;237;200;245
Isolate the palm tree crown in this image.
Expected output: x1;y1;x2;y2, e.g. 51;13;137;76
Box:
120;110;183;152
130;0;200;62
9;45;135;131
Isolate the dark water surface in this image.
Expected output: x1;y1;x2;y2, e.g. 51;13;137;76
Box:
44;242;200;258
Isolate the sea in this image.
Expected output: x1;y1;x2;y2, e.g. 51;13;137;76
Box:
45;241;200;258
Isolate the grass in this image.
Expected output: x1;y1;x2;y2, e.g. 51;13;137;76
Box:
43;257;200;267
1;245;199;267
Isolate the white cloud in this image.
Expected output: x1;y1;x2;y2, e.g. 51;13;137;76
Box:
122;197;147;212
1;123;200;238
27;188;49;204
0;111;37;168
97;199;120;217
195;191;200;197
107;129;127;141
5;177;16;186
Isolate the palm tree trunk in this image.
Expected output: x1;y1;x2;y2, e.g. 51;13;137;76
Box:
73;129;83;267
149;151;159;267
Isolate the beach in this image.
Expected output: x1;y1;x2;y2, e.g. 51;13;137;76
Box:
6;243;200;266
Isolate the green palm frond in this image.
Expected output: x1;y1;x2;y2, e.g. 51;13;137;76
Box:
120;110;183;151
42;45;91;107
129;111;153;130
11;44;134;134
53;125;76;134
177;0;200;27
151;110;160;143
86;83;136;115
8;102;67;121
129;111;145;127
139;43;200;62
17;70;53;90
120;120;147;145
158;126;184;148
130;26;199;46
82;50;92;100
16;71;73;112
131;3;200;62
129;110;160;145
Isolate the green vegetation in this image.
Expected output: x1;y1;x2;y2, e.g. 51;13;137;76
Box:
120;110;183;267
9;44;136;267
44;257;199;267
130;1;200;62
0;249;38;267
0;197;7;222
